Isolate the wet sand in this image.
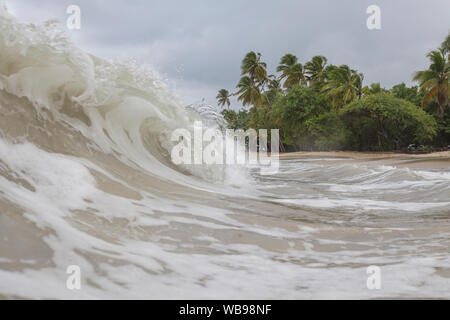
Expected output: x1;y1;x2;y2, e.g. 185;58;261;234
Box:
279;151;450;170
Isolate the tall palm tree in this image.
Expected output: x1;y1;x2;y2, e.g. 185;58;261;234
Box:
321;65;362;108
413;49;450;116
305;55;328;85
267;76;282;92
276;54;306;89
354;73;365;99
352;72;365;100
235;76;262;107
241;51;267;83
216;89;231;108
262;76;282;107
277;54;297;74
442;31;450;56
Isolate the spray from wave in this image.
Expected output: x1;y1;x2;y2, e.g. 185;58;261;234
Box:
0;5;449;299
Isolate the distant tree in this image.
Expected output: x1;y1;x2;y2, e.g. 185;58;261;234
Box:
267;76;282;92
277;54;306;89
390;83;422;106
235;76;262;107
261;76;283;107
413;49;450;116
216;89;231;108
324;64;338;79
276;54;297;75
341;93;437;150
221;109;250;130
321;65;364;108
271;86;332;149
221;109;237;125
354;73;365;99
241;51;267;83
442;31;450;56
305;55;328;87
363;82;386;96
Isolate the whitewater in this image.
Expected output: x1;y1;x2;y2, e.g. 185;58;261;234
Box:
0;6;449;299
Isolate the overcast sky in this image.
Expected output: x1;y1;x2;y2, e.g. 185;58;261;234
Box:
4;0;450;108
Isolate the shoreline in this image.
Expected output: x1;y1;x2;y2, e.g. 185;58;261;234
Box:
279;151;450;170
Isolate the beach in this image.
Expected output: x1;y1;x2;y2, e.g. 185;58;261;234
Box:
280;151;450;170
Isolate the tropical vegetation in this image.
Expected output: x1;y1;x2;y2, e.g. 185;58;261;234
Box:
217;32;450;151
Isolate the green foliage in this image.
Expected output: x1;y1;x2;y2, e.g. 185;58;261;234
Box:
305;111;348;150
425;102;450;146
218;32;450;151
443;31;450;55
235;76;262;107
390;83;422;106
305;55;328;88
364;82;387;95
234;51;269;108
270;87;333;149
435;111;450;145
221;109;251;130
277;54;306;89
241;51;267;83
340;94;437;151
413;49;449;115
321;65;363;108
216;89;231;108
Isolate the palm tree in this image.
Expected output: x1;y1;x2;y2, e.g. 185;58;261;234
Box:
235;76;262;107
321;65;362;108
413;49;450;115
305;55;328;85
241;51;267;83
354;73;365;99
276;54;306;89
216;89;231;108
353;72;365;100
277;54;297;74
262;76;282;106
267;76;282;92
442;31;450;56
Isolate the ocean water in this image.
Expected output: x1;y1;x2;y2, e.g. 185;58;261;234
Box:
0;7;449;299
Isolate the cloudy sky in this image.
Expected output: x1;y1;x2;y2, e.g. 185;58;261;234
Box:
4;0;450;107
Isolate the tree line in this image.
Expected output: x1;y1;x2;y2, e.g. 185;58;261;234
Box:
217;32;450;152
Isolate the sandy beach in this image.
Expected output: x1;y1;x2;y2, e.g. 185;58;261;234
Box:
279;151;450;170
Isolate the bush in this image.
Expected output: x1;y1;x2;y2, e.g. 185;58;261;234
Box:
270;86;332;150
340;93;437;151
424;102;450;147
305;111;348;150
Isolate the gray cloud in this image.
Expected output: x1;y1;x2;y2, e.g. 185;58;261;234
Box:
4;0;450;107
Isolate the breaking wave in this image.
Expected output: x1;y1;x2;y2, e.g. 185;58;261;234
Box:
0;6;449;299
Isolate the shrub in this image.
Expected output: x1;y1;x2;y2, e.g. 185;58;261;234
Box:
270;86;332;150
340;93;437;151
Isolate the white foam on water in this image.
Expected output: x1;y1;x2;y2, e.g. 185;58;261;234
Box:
0;139;96;212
